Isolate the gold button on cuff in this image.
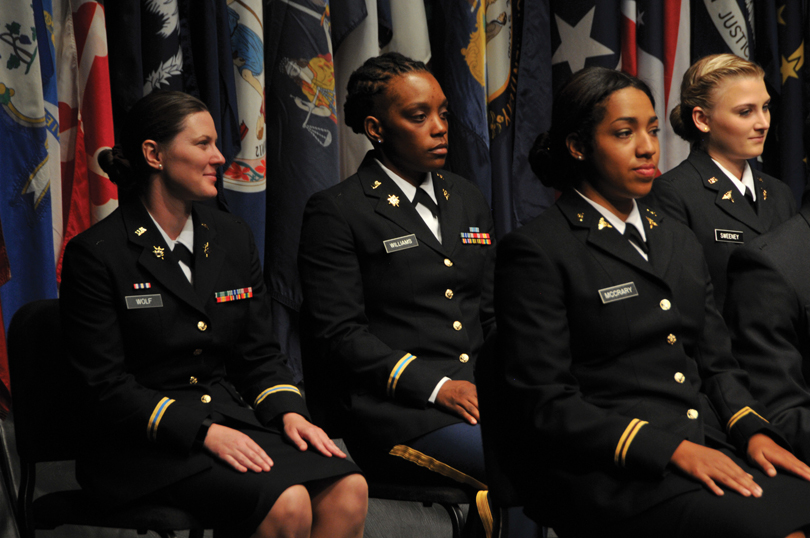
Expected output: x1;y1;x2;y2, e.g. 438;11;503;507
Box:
197;321;208;332
444;258;453;267
667;334;677;345
193;349;202;356
660;299;671;311
453;321;462;331
201;395;212;403
674;372;685;384
189;376;198;385
445;289;454;299
687;409;699;419
459;353;469;363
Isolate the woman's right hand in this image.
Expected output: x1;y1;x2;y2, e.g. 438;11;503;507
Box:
203;423;274;473
670;439;762;497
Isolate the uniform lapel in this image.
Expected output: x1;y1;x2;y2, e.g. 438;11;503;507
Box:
122;200;206;315
357;153;446;255
434;171;464;254
190;204;226;305
639;204;674;278
688;150;764;233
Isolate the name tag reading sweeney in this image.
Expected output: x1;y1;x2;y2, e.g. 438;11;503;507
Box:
598;282;639;304
714;229;744;243
383;234;419;254
125;294;163;309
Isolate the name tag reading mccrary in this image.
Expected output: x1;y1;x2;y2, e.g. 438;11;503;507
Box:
598;282;639;304
714;229;744;243
383;234;419;254
125;294;163;309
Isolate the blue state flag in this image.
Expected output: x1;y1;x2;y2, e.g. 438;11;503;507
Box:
0;1;59;331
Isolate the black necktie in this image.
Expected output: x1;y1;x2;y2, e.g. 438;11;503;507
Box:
744;187;758;214
173;243;194;273
624;224;649;254
412;188;439;218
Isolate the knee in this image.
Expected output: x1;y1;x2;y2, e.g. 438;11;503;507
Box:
317;473;368;524
255;485;312;538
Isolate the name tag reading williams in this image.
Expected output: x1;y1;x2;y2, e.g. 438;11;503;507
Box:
598;282;639;304
383;234;419;254
714;229;744;243
125;294;163;309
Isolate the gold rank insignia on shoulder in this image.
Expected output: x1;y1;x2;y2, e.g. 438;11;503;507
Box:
722;190;734;202
153;246;165;260
598;217;613;230
577;212;584;222
204;242;210;258
387;194;400;207
762;189;768;200
646;216;658;229
443;188;449;200
201;223;209;230
371;180;381;189
135;227;147;236
708;177;718;184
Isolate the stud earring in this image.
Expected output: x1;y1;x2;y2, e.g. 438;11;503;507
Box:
158;164;163;169
377;139;383;144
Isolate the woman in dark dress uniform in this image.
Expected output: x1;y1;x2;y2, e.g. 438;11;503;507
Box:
644;54;795;311
493;67;810;538
60;91;367;538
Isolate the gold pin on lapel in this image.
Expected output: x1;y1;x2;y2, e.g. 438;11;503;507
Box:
722;190;734;202
758;176;764;182
371;180;381;189
708;177;718;185
436;173;444;180
153;246;165;260
646;216;658;230
762;189;768;200
646;208;658;217
598;217;613;230
443;188;449;200
201;223;209;230
387;194;400;207
204;242;210;258
577;212;584;222
135;227;147;236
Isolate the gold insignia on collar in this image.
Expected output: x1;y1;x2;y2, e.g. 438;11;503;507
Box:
762;189;768;200
646;208;658;217
443;188;449;200
204;242;210;258
577;212;584;222
758;176;764;182
135;227;147;236
722;190;734;202
371;180;381;189
201;223;209;230
387;194;400;207
708;177;718;184
646;216;658;229
598;217;613;230
437;173;444;180
153;246;165;260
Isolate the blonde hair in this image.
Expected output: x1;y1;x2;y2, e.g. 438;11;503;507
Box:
671;54;766;146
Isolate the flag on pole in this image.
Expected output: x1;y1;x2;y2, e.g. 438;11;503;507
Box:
691;0;753;61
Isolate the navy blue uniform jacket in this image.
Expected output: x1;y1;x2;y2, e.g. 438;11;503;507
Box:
298;153;495;451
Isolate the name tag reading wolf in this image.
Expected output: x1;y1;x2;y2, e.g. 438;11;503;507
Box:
384;234;419;254
598;282;639;304
126;294;164;309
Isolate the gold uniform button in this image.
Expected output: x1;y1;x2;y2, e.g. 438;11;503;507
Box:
193;349;203;356
660;299;671;311
674;372;685;384
453;321;463;331
189;376;198;385
667;334;677;345
459;353;469;363
444;258;453;267
201;395;212;404
445;289;454;299
197;321;208;332
687;409;699;420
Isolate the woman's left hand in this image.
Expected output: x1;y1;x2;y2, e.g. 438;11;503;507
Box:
282;412;347;458
747;433;810;482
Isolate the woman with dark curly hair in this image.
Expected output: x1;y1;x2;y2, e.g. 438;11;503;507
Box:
492;66;810;538
60;90;367;538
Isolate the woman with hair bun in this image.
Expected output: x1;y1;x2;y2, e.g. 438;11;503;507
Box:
645;53;795;310
60;91;367;538
493;66;810;537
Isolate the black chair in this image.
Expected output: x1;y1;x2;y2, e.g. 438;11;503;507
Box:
8;299;207;538
299;306;477;538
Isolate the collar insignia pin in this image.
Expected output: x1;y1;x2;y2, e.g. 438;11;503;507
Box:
204;242;210;258
762;189;768;200
153;246;165;260
387;194;400;207
201;223;209;230
722;190;734;202
758;176;764;182
443;188;449;200
598;217;613;230
371;180;381;189
577;212;584;222
647;216;658;229
135;227;147;236
708;177;718;185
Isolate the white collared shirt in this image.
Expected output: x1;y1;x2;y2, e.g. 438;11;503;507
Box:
712;158;755;201
375;158;442;243
575;189;649;261
147;211;195;284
